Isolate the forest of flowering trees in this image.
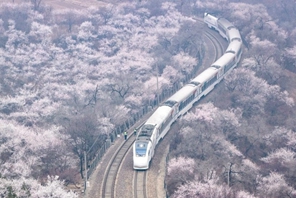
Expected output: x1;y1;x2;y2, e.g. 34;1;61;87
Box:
0;0;204;196
1;0;296;197
166;0;296;197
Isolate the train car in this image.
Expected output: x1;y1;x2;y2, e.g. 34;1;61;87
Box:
190;65;223;96
217;18;235;40
213;52;236;74
204;13;218;30
227;28;241;42
225;40;242;63
164;84;199;117
133;106;173;169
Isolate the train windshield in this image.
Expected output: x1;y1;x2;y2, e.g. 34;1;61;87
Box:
135;142;147;157
163;100;177;107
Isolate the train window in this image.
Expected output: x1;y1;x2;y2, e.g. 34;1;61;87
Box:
218;24;226;35
237;48;242;58
138;124;155;138
201;84;205;91
189;81;200;86
135;142;147;157
225;58;235;72
225;50;235;54
179;92;196;111
227;26;236;30
203;75;217;90
163;100;177;107
211;65;221;69
136;149;146;157
209;76;217;85
178;103;183;111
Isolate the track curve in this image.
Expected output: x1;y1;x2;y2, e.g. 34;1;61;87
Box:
112;24;227;198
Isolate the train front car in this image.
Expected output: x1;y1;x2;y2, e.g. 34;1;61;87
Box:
133;124;155;170
133;106;173;170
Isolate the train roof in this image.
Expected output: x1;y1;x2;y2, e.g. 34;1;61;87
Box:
225;40;242;54
228;28;241;42
145;105;172;126
138;106;172;140
137;124;155;140
217;18;233;30
212;53;235;67
165;84;197;104
191;66;220;84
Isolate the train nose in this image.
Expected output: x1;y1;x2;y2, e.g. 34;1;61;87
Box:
133;157;149;170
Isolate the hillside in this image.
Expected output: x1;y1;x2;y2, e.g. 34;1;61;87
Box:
0;0;296;197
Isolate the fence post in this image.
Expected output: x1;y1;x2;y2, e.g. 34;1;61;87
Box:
106;138;111;149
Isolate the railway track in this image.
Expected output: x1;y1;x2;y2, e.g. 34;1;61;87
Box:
203;27;226;65
133;171;148;198
101;134;136;198
98;23;227;198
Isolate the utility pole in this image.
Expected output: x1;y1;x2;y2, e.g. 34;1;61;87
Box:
227;163;233;187
84;151;87;193
155;62;159;106
156;73;159;106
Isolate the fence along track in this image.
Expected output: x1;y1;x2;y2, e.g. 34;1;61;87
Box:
101;135;135;198
134;171;147;198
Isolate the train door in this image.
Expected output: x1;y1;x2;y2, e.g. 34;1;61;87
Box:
156;127;160;139
156;127;161;144
194;87;199;98
217;67;224;79
172;103;179;119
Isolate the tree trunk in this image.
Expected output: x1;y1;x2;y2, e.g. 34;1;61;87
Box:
80;155;84;179
227;163;233;187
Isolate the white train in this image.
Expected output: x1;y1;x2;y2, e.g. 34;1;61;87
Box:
133;13;243;170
